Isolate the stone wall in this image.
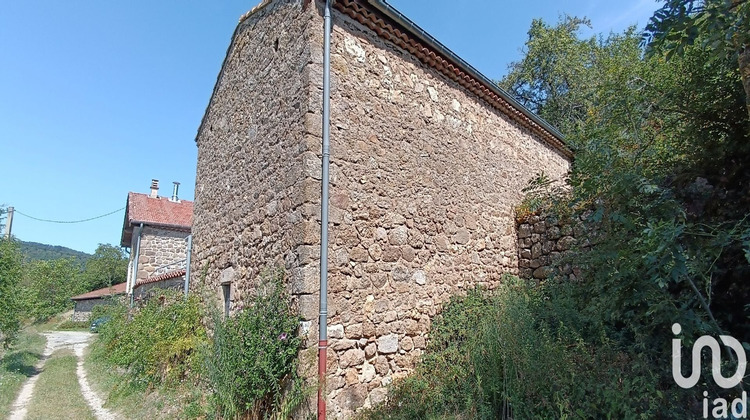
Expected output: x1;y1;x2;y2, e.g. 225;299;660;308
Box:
516;213;588;281
310;8;570;416
192;1;571;418
192;0;314;316
136;226;190;281
72;297;122;322
72;299;100;322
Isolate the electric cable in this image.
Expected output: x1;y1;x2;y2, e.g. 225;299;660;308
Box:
13;207;125;224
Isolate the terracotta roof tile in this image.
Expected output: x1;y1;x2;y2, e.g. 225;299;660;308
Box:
71;282;127;301
134;269;186;289
124;192;193;229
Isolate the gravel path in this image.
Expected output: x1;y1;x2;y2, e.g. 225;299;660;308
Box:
7;331;118;420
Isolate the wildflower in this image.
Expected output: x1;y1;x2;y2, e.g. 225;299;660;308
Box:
278;332;288;341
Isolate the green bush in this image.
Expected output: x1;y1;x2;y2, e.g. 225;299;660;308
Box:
363;277;679;420
89;270;305;419
57;320;90;330
0;238;23;347
204;269;304;419
93;289;206;388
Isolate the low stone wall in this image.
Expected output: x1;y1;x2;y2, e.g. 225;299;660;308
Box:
72;296;123;322
72;299;100;322
517;213;588;280
133;278;185;302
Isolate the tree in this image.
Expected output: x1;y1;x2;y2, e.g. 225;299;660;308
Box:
79;244;127;291
0;238;23;347
644;0;750;118
499;16;596;137
504;14;750;408
24;258;85;321
0;205;7;237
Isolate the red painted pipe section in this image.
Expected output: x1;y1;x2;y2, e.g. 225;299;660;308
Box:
318;339;328;419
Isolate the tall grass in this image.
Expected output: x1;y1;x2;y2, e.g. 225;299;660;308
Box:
88;270;307;419
92;290;206;388
362;276;673;419
204;269;306;419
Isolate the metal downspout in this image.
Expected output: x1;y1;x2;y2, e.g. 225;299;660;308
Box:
130;223;144;307
184;234;192;297
319;0;333;418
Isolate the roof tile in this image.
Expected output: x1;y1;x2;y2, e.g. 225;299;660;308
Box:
71;282;127;301
134;269;187;289
125;192;193;229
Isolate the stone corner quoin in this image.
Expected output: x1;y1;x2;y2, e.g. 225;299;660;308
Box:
190;0;571;417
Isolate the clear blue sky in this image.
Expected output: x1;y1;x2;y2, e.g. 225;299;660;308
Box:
0;0;659;254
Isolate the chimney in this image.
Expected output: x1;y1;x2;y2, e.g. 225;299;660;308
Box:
171;182;180;202
150;179;159;198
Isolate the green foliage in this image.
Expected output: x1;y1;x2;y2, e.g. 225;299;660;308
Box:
19;241;91;265
79;244;127;290
515;172;570;222
0;238;23;347
56;320;90;331
499;16;596;134
87;269;304;419
0;328;46;415
499;9;750;414
644;0;750;59
6;241;127;324
94;290;206;388
644;0;750;119
363;280;677;419
22;258;86;322
204;269;304;419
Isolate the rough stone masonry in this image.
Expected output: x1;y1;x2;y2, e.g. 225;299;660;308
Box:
191;0;572;417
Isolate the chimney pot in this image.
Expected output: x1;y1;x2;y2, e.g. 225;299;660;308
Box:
150;179;159;198
171;182;180;202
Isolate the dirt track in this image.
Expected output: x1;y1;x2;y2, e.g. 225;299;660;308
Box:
7;331;118;420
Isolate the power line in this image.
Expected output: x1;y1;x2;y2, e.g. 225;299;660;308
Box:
14;207;125;224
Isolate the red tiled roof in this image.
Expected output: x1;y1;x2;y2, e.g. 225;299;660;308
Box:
124;192;193;229
121;192;193;246
71;282;127;301
134;269;186;289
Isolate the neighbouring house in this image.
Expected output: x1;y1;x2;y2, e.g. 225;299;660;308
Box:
191;0;572;417
70;282;126;321
121;179;193;301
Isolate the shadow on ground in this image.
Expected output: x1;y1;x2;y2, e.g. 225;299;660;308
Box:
1;350;43;377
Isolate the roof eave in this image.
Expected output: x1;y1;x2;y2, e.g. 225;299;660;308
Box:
71;292;125;302
128;220;192;232
367;0;565;139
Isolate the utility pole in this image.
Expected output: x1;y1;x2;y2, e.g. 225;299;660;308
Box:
4;206;13;239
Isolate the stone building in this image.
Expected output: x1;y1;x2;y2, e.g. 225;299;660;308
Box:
70;282;126;322
191;0;572;417
121;179;193;299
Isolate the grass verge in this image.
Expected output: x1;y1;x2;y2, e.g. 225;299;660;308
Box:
0;328;46;416
25;349;96;420
83;343;207;419
35;310;89;332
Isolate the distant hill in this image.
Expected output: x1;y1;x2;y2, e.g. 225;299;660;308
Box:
19;241;91;264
